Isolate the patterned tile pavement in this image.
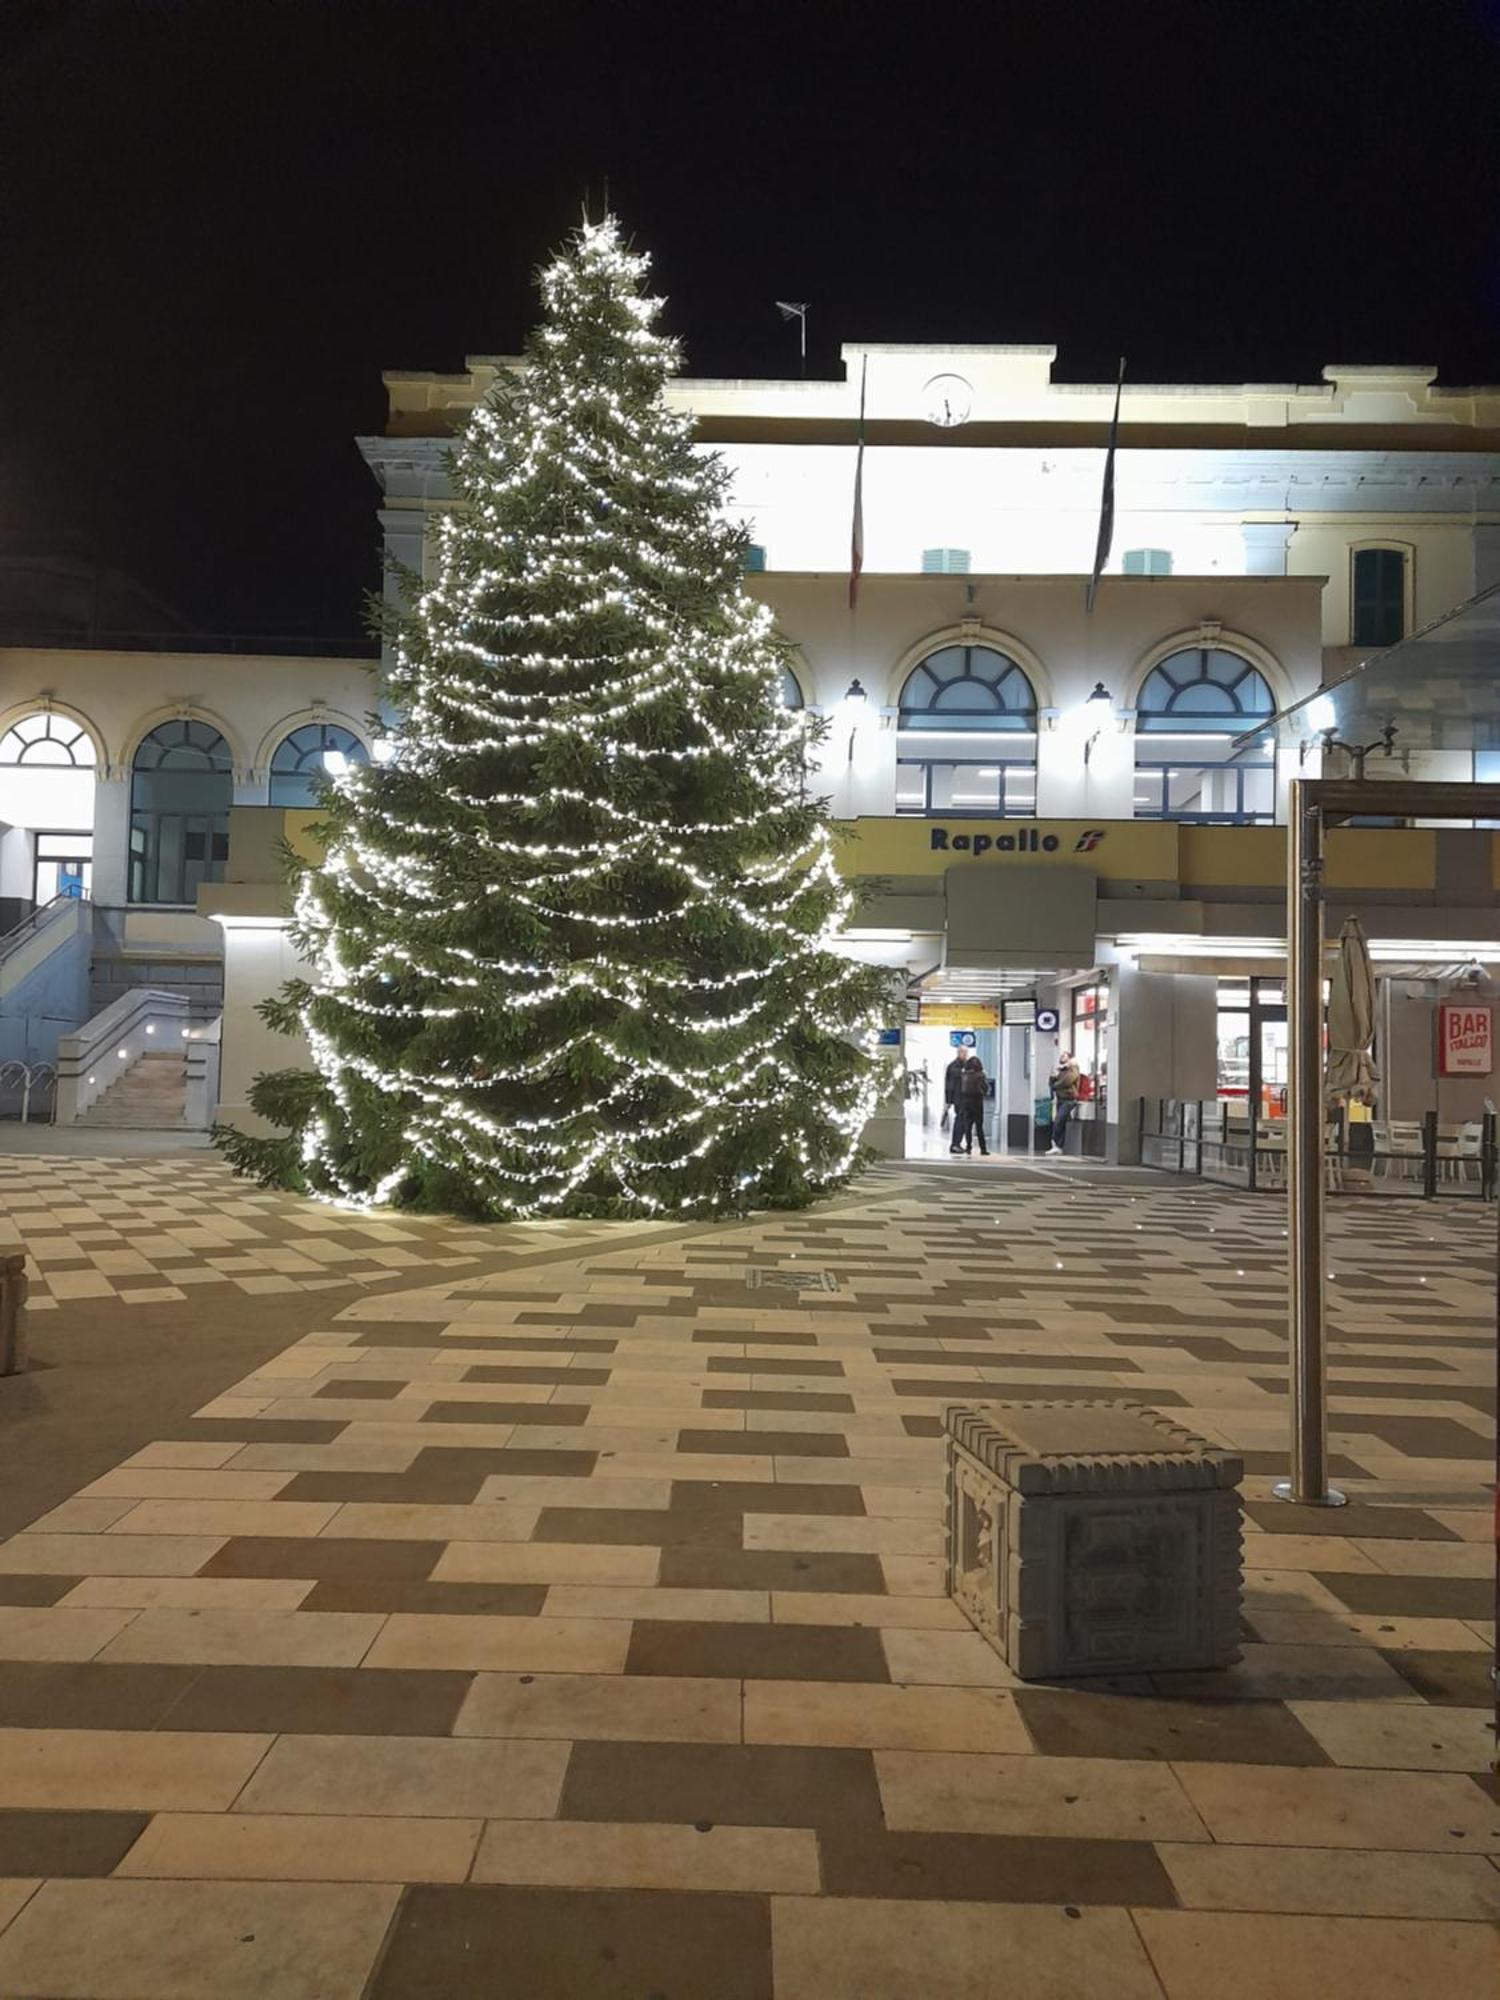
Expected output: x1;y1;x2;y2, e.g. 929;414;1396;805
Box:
0;1158;1493;1997
0;1152;680;1309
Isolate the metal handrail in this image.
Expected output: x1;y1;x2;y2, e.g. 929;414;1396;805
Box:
0;893;90;963
0;1060;57;1124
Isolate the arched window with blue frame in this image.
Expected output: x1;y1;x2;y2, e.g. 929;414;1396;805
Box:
778;667;804;710
269;722;369;807
1133;646;1276;823
895;642;1038;814
129;719;233;904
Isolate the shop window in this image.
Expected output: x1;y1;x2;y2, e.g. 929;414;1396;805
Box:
1123;548;1172;576
129;719;232;905
921;548;971;574
896;643;1037;816
1217;977;1289;1117
268;722;369;807
1133;646;1275;824
1351;547;1407;648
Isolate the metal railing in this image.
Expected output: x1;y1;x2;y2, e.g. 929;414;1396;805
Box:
0;894;90;968
1139;1098;1498;1201
0;1060;56;1124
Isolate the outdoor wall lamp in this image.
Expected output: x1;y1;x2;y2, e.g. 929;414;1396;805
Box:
839;678;868;764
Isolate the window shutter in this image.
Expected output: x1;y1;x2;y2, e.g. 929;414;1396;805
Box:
921;547;971;574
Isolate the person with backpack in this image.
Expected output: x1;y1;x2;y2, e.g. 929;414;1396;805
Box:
951;1053;991;1156
1047;1051;1082;1156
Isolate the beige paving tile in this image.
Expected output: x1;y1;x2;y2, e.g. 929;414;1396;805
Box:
363;1613;631;1674
23;1496;144;1534
1424;1508;1491;1542
1248;1609;1488;1652
0;1533;227;1577
121;1443;246;1470
0;1878;398;2000
769;1591;968;1629
321;1501;541;1542
543;1585;769;1623
1133;1909;1500;2000
226;1441;422;1473
1156;1842;1500;1920
1287;1699;1496;1772
236;1733;568;1819
59;1576;315;1611
880;1627;1017;1687
771;1896;1166;2000
116;1811;481;1883
876;1748;1211;1841
96;1607;383;1668
0;1881;40;1937
0;1605;139;1661
474;1818;819;1892
880;1555;947;1596
1173;1762;1500;1852
745;1679;1028;1753
1154;1642;1422;1703
80;1468;295;1501
0;1728;272;1810
455;1672;742;1743
105;1499;342;1539
1351;1539;1493;1578
434;1541;660;1586
743;1513;943;1557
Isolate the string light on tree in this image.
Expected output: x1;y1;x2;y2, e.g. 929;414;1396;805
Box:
217;215;888;1220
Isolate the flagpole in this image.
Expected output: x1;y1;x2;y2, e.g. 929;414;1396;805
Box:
1084;356;1125;616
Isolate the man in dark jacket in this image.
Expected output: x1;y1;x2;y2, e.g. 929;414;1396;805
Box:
942;1052;966;1138
952;1054;990;1156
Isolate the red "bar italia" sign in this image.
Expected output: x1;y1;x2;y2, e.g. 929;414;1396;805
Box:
1436;1002;1493;1077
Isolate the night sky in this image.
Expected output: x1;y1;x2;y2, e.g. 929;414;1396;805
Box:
4;0;1499;641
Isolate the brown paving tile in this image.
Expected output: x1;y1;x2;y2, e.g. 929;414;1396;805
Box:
702;1389;857;1413
691;1329;818;1346
1245;1501;1457;1540
313;1380;405;1400
0;1810;150;1878
0;1576;76;1607
1380;1649;1498;1706
299;1579;547;1615
676;1428;850;1457
561;1739;884;1828
183;1419;347;1443
0;1662;202;1732
705;1356;846;1376
423;1401;591;1426
657;1546;888;1594
816;1823;1177;1903
901;1414;944;1437
370;1885;772;2000
199;1537;445;1581
1317;1572;1492;1621
1337;1414;1493;1459
624;1619;890;1683
165;1664;475;1736
464;1366;611;1384
1014;1688;1330;1765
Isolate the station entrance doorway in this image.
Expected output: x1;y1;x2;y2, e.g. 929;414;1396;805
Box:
902;991;1065;1161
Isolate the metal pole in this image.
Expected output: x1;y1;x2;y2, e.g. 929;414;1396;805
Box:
1276;781;1345;1506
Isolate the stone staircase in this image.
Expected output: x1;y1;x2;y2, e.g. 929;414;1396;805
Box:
77;1051;189;1129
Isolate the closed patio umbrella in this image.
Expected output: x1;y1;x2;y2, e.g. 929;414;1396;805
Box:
1326;915;1377;1104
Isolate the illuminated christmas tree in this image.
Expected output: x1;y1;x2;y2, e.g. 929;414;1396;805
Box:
219;217;886;1218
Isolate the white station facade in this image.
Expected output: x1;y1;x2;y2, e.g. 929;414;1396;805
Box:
3;343;1499;1156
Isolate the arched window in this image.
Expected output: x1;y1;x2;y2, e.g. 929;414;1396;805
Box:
1133;646;1276;823
129;719;232;904
269;722;368;807
779;667;804;710
896;642;1038;815
0;713;97;906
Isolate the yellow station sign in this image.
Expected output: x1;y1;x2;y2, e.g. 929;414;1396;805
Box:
919;1004;999;1028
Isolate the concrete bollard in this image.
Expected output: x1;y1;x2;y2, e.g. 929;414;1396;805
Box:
0;1251;29;1376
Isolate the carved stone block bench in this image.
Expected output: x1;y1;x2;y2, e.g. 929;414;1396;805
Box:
945;1401;1243;1680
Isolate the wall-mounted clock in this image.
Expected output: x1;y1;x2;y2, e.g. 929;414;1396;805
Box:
923;374;973;428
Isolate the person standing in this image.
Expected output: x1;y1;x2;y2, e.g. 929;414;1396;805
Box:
953;1053;990;1156
942;1050;966;1138
1047;1051;1082;1157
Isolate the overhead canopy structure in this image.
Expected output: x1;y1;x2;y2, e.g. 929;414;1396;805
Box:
1236;579;1500;755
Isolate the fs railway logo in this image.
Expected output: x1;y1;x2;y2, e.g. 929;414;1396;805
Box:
928;826;1110;857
